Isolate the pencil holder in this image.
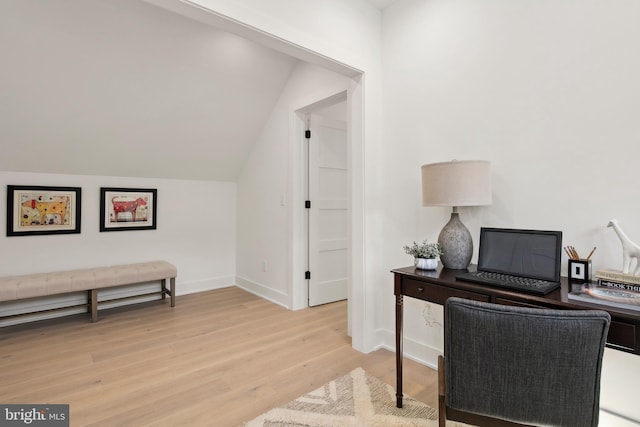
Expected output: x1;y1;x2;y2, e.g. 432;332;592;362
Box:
568;259;591;283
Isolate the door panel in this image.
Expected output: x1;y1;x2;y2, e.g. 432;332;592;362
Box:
308;116;348;306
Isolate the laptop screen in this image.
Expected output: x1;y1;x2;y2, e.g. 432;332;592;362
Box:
477;228;562;283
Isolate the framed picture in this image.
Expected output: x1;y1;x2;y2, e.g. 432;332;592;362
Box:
100;187;157;232
7;185;82;236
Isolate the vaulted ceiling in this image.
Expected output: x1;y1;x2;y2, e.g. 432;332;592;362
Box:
0;0;298;182
1;0;385;182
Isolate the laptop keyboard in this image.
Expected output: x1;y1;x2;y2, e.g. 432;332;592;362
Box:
456;271;560;295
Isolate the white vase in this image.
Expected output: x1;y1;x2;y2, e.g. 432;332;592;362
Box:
414;258;438;270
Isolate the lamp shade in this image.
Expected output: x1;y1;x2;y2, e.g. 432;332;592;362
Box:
421;160;492;207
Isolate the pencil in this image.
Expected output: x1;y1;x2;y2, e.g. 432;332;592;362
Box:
570;246;580;259
586;246;596;260
564;247;573;259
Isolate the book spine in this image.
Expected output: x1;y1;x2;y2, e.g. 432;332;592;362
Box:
597;279;640;293
595;270;640;285
568;291;640;312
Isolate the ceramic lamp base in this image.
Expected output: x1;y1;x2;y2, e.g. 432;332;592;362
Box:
438;211;473;269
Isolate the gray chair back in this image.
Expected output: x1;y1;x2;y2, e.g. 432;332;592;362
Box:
443;297;610;427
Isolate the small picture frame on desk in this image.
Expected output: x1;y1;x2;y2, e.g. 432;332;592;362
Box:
569;259;592;283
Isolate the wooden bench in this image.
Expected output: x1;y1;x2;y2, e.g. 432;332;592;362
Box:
0;261;177;322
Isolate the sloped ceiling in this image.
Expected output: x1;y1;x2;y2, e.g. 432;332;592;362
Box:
367;0;398;10
0;0;298;181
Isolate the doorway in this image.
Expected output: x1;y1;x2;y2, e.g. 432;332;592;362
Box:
144;0;371;354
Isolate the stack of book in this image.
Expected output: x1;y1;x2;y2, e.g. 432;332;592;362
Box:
568;269;640;312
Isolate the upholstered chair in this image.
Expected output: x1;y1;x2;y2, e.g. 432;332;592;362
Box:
439;297;610;427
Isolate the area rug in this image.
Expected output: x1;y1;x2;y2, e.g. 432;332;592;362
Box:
244;367;469;426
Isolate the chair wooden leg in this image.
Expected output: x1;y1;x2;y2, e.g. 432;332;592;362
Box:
438;355;446;427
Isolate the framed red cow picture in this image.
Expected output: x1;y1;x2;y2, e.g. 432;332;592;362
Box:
99;187;157;232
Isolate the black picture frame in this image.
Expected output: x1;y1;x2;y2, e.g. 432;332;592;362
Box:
7;185;82;236
99;187;157;232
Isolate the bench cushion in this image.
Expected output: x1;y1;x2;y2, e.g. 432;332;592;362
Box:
0;261;177;302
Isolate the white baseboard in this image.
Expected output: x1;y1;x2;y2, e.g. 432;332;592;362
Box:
235;276;289;309
376;328;441;370
177;275;235;295
600;410;640;426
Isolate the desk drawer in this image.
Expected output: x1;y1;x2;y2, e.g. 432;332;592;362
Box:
608;320;636;351
403;278;490;305
497;298;637;352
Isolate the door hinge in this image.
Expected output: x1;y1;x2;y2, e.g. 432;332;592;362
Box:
305;271;311;280
305;130;311;139
305;200;311;209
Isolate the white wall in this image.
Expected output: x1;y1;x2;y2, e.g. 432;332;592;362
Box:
235;62;350;308
381;0;640;423
0;171;236;322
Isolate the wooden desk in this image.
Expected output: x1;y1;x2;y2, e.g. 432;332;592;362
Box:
392;264;640;408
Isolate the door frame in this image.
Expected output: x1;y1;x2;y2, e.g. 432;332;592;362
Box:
288;80;364;348
146;0;370;353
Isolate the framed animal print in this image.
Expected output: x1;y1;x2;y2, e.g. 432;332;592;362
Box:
99;187;157;232
7;185;82;236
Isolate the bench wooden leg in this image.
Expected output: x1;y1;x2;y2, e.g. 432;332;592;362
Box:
161;277;175;307
87;290;92;315
170;277;175;307
90;289;98;322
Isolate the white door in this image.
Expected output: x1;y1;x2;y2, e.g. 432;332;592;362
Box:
307;115;348;306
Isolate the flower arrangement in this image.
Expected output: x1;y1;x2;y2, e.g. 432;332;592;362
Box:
403;240;443;259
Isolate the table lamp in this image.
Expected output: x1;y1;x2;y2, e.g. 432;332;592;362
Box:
421;160;492;269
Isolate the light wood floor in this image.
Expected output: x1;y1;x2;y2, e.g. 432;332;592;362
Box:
0;287;437;426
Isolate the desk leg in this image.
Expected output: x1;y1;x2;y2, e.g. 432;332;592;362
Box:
396;294;403;408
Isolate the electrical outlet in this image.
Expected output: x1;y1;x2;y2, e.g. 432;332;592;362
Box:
262;260;267;272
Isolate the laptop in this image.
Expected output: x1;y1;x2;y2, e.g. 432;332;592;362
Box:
456;227;563;295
